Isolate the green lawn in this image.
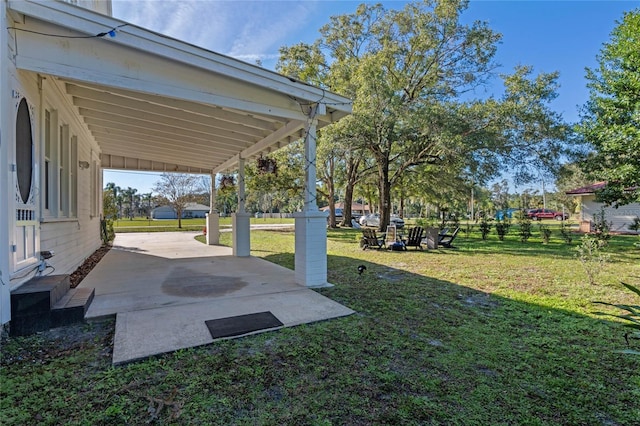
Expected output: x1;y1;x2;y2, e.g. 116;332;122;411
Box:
2;226;639;425
112;216;294;233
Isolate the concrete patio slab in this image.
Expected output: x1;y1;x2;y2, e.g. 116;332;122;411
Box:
78;232;354;364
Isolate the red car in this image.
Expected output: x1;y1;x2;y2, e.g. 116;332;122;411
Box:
526;208;569;220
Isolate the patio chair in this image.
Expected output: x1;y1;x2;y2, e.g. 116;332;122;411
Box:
439;227;460;248
404;226;425;250
360;228;385;250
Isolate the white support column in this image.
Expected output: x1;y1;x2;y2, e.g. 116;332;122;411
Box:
232;158;250;256
205;173;219;245
295;105;332;288
303;110;319;212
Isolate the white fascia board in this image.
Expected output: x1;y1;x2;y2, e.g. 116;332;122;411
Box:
8;0;352;118
101;154;212;174
15;54;308;122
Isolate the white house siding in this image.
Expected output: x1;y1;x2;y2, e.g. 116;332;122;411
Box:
38;76;103;276
1;0;12;323
151;204;210;219
580;194;640;234
1;28;103;325
152;206;176;220
60;0;112;16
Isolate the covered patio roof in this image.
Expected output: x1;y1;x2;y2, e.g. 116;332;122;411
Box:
8;0;351;174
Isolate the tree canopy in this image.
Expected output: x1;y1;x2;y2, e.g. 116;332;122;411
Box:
577;9;640;206
153;173;200;228
276;0;570;230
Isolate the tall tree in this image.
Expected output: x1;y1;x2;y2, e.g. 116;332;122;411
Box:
140;192;154;218
278;0;569;231
577;10;640;206
153;173;199;228
104;182;123;219
122;187;138;220
280;1;502;231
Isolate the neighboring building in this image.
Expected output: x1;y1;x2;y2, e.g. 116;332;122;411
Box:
566;182;640;234
151;203;210;219
1;0;351;326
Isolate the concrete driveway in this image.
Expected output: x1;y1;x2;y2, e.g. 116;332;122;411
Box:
79;232;354;364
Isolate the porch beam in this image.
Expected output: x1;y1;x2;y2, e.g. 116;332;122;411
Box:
95;145;218;170
66;84;277;135
88;128;242;157
14;48;309;122
8;0;351;117
80;112;255;149
74;98;268;142
101;154;211;174
212;120;305;174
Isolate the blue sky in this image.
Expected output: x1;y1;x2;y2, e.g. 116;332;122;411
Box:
105;0;639;193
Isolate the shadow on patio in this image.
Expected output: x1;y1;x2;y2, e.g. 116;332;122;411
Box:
78;232;354;364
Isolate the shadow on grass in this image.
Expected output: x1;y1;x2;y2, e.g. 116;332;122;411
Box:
329;227;640;263
256;250;640;425
2;242;639;425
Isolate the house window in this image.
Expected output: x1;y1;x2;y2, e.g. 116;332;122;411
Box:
70;136;78;217
43;108;59;215
42;110;76;219
16;98;33;204
44;109;51;210
59;125;69;216
90;158;98;217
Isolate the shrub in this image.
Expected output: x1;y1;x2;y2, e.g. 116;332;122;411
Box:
559;220;573;244
479;216;492;240
575;235;609;286
495;219;510;241
539;224;552;244
518;215;532;242
593;282;640;355
592;208;611;245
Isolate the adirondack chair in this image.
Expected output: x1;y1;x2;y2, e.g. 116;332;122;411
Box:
438;227;460;248
360;228;385;250
404;226;425;250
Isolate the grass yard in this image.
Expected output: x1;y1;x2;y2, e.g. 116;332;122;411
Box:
1;225;639;425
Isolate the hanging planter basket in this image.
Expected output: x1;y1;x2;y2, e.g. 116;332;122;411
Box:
220;174;236;188
257;155;278;175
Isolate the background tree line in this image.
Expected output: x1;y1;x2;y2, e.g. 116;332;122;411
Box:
104;3;639;230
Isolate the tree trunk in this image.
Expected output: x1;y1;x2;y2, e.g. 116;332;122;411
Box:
326;156;337;228
327;180;336;228
378;158;392;233
342;184;354;227
341;156;360;227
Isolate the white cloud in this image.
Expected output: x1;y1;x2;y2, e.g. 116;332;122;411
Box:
112;0;322;67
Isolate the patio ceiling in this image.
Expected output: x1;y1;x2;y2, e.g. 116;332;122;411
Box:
8;0;351;174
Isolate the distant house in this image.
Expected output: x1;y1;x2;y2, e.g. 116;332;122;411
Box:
151;203;210;219
566;182;640;234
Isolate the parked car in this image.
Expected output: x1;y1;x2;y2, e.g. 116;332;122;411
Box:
359;213;405;229
526;208;568;220
325;207;365;223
